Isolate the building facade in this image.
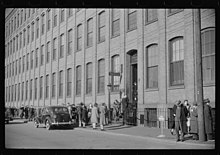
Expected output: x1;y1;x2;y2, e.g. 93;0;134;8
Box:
5;8;215;128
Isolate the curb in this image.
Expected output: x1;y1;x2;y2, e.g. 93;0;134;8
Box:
74;127;215;147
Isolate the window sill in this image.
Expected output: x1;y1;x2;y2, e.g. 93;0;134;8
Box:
127;27;137;33
76;49;82;52
168;85;185;90
203;83;215;87
86;45;93;49
145;19;158;26
98;40;105;44
145;88;159;92
167;9;184;17
111;34;120;39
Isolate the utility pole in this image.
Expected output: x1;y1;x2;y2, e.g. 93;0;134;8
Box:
193;9;206;141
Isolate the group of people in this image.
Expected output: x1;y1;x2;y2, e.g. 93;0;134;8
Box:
19;105;36;121
67;102;110;131
170;99;214;142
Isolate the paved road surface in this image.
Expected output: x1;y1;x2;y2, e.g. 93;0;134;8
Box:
5;122;214;149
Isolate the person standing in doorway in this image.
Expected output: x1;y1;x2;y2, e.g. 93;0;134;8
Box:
91;103;99;129
203;98;214;141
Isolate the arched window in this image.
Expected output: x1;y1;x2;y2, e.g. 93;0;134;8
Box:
202;28;215;84
111;55;120;91
76;65;81;95
59;70;64;98
169;37;184;86
146;44;158;89
67;68;72;97
98;11;105;42
86;63;93;94
77;24;82;51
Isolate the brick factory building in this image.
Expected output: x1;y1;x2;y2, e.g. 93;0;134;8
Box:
5;8;215;128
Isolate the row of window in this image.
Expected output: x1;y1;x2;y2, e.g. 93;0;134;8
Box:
5;8;74;39
5;9;183;58
5;29;215;103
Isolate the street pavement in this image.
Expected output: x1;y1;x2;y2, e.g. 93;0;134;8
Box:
4;119;215;149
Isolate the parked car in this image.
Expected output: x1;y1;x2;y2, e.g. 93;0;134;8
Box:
5;107;13;124
33;106;74;130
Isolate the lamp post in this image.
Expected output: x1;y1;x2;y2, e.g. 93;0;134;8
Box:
107;83;112;123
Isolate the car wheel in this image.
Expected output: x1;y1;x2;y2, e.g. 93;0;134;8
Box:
34;120;39;128
45;120;51;130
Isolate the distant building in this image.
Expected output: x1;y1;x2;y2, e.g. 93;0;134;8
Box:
5;8;215;128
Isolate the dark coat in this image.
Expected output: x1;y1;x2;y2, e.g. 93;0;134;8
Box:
190;106;198;134
77;106;83;120
204;104;213;134
82;107;87;122
175;104;188;134
122;96;129;111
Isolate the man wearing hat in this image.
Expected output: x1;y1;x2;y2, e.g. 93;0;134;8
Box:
175;100;188;142
203;98;214;141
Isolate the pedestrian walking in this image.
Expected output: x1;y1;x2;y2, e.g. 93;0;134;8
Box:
99;103;106;131
203;98;214;141
67;103;72;119
189;102;199;140
175;100;188;142
184;100;191;135
104;104;109;125
77;102;83;127
91;103;99;129
170;101;178;135
87;103;93;124
121;91;129;125
71;104;77;123
82;104;88;128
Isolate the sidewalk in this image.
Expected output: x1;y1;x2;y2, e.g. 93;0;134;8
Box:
75;122;215;146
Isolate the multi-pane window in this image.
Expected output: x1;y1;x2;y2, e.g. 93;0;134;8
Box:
76;65;81;95
86;63;92;94
202;29;215;84
60;34;64;58
12;61;14;76
18;83;20;101
98;11;105;42
17;13;19;28
31;51;34;69
128;9;137;31
35;48;38;68
45;74;49;99
28;9;31;18
16;60;18;75
145;9;158;23
40;76;43;99
68;29;73;55
112;9;120;37
26;80;28;100
60;9;65;23
16;35;18;51
54;13;57;27
32;9;35;14
21;10;23;25
47;10;51;31
19;33;22;49
68;9;73;18
14;84;17;102
14;16;16;30
13;38;15;53
146;44;158;88
35;78;38;100
41;14;45;35
26;53;29;71
11;85;13;102
87;18;93;47
27;26;30;44
23;55;25;73
40;45;44;66
24;9;26;21
98;59;105;93
36;18;39;39
8;86;10;102
77;24;82;51
111;55;120;91
46;42;50;63
59;70;63;98
52;73;56;98
31;22;34;42
19;57;21;73
67;68;72;97
22;82;24;101
170;37;184;86
53;38;57;60
30;79;32;100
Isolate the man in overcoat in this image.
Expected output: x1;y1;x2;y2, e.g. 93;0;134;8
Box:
175;101;188;142
81;104;88;128
170;101;177;135
121;91;129;125
203;98;214;141
189;102;199;140
99;103;106;131
77;103;83;127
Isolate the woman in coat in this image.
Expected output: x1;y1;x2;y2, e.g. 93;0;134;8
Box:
170;101;177;135
99;103;106;131
91;103;99;129
203;98;213;141
190;103;198;140
81;104;88;128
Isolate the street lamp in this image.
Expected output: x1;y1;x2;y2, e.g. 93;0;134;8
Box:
107;83;112;123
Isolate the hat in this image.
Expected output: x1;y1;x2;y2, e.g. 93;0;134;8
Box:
176;100;181;106
203;98;210;103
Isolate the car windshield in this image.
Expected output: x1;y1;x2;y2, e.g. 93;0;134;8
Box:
53;107;69;113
